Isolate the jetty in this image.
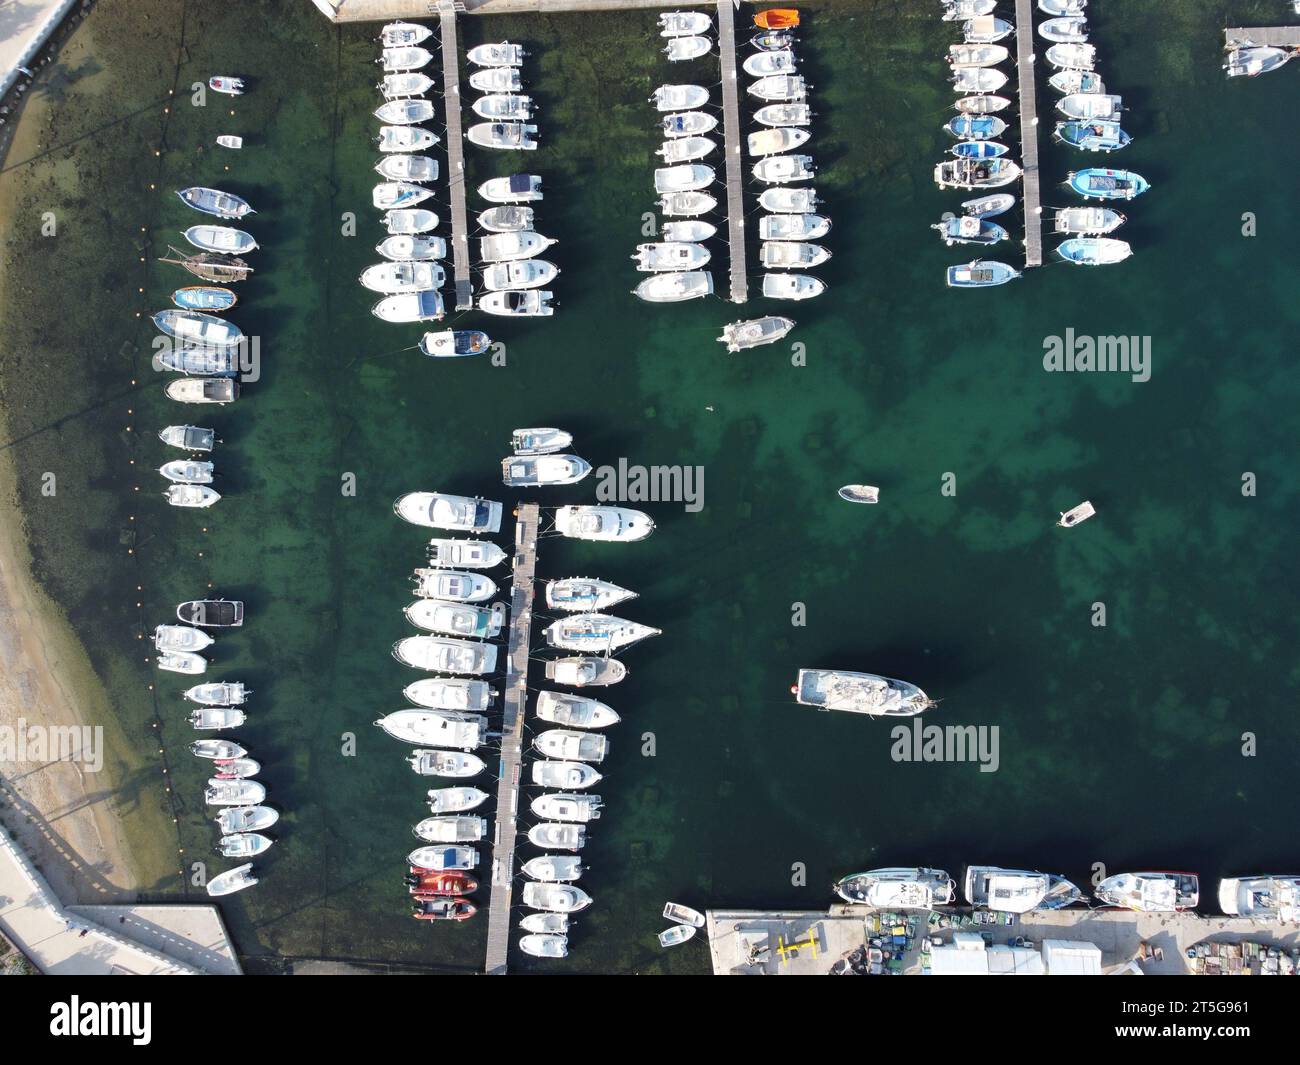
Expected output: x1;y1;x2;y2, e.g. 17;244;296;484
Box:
1224;26;1300;48
1013;0;1043;268
437;2;475;310
483;502;540;975
717;0;748;303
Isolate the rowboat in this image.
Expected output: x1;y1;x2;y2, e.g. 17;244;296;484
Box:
172;286;237;311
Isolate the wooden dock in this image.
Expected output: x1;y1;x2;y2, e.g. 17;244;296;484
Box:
483;502;539;975
1013;0;1043;268
1225;26;1300;48
716;0;748;303
437;2;475;310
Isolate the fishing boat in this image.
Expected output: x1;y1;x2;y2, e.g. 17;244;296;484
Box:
409;750;487;778
546;578;637;613
392;635;498;675
176;187;254;220
962;192;1015;217
378;125;437;153
531;793;604;824
942;0;997;18
954;94;1011;114
482;260;558;292
208;76;244;95
1217;875;1300;920
652;84;710;111
944;114;1007;140
158;460;214;485
206;864;257;897
834;869;957;909
177;599;243;627
544;657;627;688
159;246;253;284
838;485;879;504
743;49;797;78
375;708;489;750
662;110;719;138
467;121;538;151
216;806;277;833
962;15;1013;43
520;934;568;957
1052;206;1124;234
1057;500;1096;527
373;181;433;210
408;846;478;872
950;139;1009;160
667;220;717;242
190;707;244;729
1095;872;1200;912
658;135;717;163
1055;120;1130;151
760;241;829;269
1068;167;1149;200
478;204;535;233
1049;68;1105;94
376;234;446;261
660;10;712;36
1045;42;1096;70
473;93;534;121
658;190;718;216
522;883;593;913
192;739;246;760
467;41;525;67
404;599;505;640
380;46;433;72
426;788;490;815
379;72;435;98
154;348;239;376
376;160;439;191
479;290;554;317
528;823;586;851
945;259;1020;288
665;36;711;62
1225;46;1292;78
531;761;603;790
964;867;1083;912
421;329;491;359
1057;92;1122;120
172;286;237;312
164;485;221;510
374;97;436;125
394;492;502;533
951;66;1008;93
414;816;487;844
522;856;583;883
469;67;522;93
405;677;496;713
536;690;621;729
947;43;1009;67
184;681;248;705
759;186;819;213
479;229;556;261
747;74;807;101
754;102;812;126
633;270;713;302
183;225;257;255
502;455;591;487
545;614;660;653
163;378;239;404
204;779;265;807
154;624;213;652
360;261;442;295
753;8;799;29
762;273;825;300
412;568;497;602
933;158;1021;189
717;315;795;352
383;207;439;235
411;897;476;921
478;173;542;203
658;925;698;948
752;29;796;51
794;669;932;716
633;241;710;272
215;135;242;149
1040;16;1089;43
747;127;811;156
753;154;814;184
372;291;444;324
932;214;1007;246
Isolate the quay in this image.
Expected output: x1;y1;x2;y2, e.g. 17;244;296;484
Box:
1013;0;1044;268
437;2;475;311
717;0;748;303
707;906;1300;976
483;502;540;975
1224;26;1300;48
0;0;80;100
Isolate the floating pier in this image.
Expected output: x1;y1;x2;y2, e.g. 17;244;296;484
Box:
1224;26;1300;48
483;502;539;975
437;1;475;311
716;0;748;303
1013;0;1044;268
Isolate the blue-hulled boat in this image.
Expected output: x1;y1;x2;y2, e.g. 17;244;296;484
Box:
932;215;1008;246
945;260;1020;288
944;114;1007;140
1068;168;1149;201
950;140;1009;160
172;286;238;312
1055;121;1131;152
176;187;255;219
1057;237;1132;266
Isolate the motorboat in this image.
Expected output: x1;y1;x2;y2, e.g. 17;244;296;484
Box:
206;864;256;897
964;866;1083;912
522;883;593;913
654;163;715;193
375;154;439;182
753;154;814;183
1218;875;1300;920
479;230;556;261
962;192;1015;217
183;224;256;256
408;846;478;872
932;214;1008;246
176;187;254;220
380;21;433;47
405;677;496;712
184;681;248;705
717;315;795;352
159;424;217;452
154;624;213;652
1040;15;1088;43
501;454;591;487
933;158;1021;189
426;787;490;814
1049;68;1105;94
545;578;637;613
412;897;477;921
211;758;260;780
838;485;879;504
662;110;719;138
479;290;554;317
1039;0;1086;13
158;457;214;484
940;0;995;19
794;669;933;716
380;46;433;72
479;173;542;202
752;30;796;50
555;505;654;542
658;925;697;948
394;492;502;533
951;66;1008;93
759;186;819;213
479;204;534;233
406;869;478;895
379;72;435;98
963;15;1014;44
383;207;439;235
172;286;237;312
215;820;266;849
760;241;830;269
743;49;797;77
754;8;800;29
528;823;587;851
216;805;277;833
190;707;244;730
946;43;1009;67
544;657;627;688
536;691;620;729
762;273;825;300
376;234;446;261
633;241;710;272
658;135;716;163
651;84;709;111
520;913;570;935
520;933;568;958
414;815;487;843
372;291;444;323
1057;92;1122;119
754;102;812;126
164;485;221;509
191;739;247;759
1057;237;1132;265
531;793;603;824
412;568;498;603
660;10;712;36
154;348;239;376
747;127;810;155
531;760;602;790
1058;501;1096;527
204;779;265;807
945;260;1020;288
392;636;498;675
481;259;558;290
376;708;489;750
409;750;487;778
467;41;525;67
473;94;533;121
954;93;1011;114
944;114;1007;140
658;191;718;216
154;308;244;348
665;35;711;62
1095;872;1200;912
1225;46;1292;78
426;538;505;571
372;181;434;209
359;261;443;294
467;122;538;150
421;330;492;359
747;74;807;101
1055;120;1130;152
1045;43;1096;70
378;125;437;153
522;856;583;883
404;599;505;640
1068;167;1149;200
374;98;435;125
633;271;713;302
1052;206;1124;234
950;139;1009;160
208;76;244;95
834;869;957;909
544;614;660;654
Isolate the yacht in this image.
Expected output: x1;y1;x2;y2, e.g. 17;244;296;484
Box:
374;708;488;750
481;260;558;290
380;46;433;72
153;624;213;652
405;677;496;712
964;866;1083;912
154;308;244;348
522;856;583;882
479;290;554;317
204;779;266;806
191;739;247;759
374;154;439;183
545;578;637;613
467;41;525;67
754;102;812;126
379;72;435;98
759;186;819;213
371;291;444;323
535;690;621;729
545;614;659;653
164;484;221;508
654;163;715;193
404;599;505;639
633;271;713;302
531;760;602;789
380;21;433;47
392;636;498;675
1094;872;1200;912
522;883;593;913
545;657;627;687
377;125;437;153
747;127;811;156
206;864;257;897
372;181;434;209
794;669;933;716
833;868;956;909
189;707;244;730
501;454;591;487
662;110;718;138
420;329;491;358
359;261;443;294
158;459;215;484
184;681;248;705
479;173;543;202
394;492;502;533
531;793;604;824
658;135;716;164
374;98;436;125
520;934;568;958
467;122;538;150
752;154;814;184
216;805;278;833
408;846;479;872
479;230;556;262
383;207;439;235
651;84;709;111
158;424;217;451
176;186;255;219
748;74;807;101
413;816;487;843
426;538;505;568
414;569;495;603
473;94;534;120
633;241;711;272
469;67;522;93
528;823;587;850
427;788;489;815
717;315;795;352
183;225;258;255
1218;875;1300;921
761;273;825;300
376;234;446;261
479;204;535;232
408;750;487;778
658;191;718;216
760;241;830;269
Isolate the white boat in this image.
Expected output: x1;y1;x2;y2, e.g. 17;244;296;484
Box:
662;110;718;139
184;681;248;705
748;74;807;101
633;241;710;272
408;846;478;871
372;291;444;323
717;315;795;352
1095;872;1200;912
158;651;206;675
947;43;1010;67
545;614;660;653
378;125;437;153
1218;875;1300;921
154;347;239;376
654;163;715;193
747;127;810;156
1038;0;1086;13
838;484;879;504
659;10;712;36
360;261;443;294
1045;43;1096;70
406;677;496;712
163;373;239;402
182;224;258;256
427;787;490;814
1057;500;1096;527
481;259;558;290
394;492;502;533
426;538;506;569
1057;92;1122;119
744;49;798;79
479;230;556;262
469;67;522;93
420;329;492;359
210;758;259;779
1049;68;1105;94
963;15;1014;44
951;66;1008;93
759;186;819;213
467;122;538;151
372;181;433;209
760;241;829;268
1058;236;1132;266
216;806;277;833
158;459;214;484
380;21;433;47
658;191;718;216
375;154;439;183
204;779;265;806
544;657;627;687
954;93;1011;114
658;925;698;947
795;669;932;716
662;219;717;242
159;424;216;451
942;0;996;18
191;739;247;759
190;707;244;730
633;270;713;302
555;505;655;542
658;135;716;163
531;793;603;824
376;234;445;261
154;624;213;652
665;35;711;62
502;454;591;487
520;913;570;934
467;41;525;67
536;690;621;728
961;192;1016;217
392;636;498;675
933;158;1022;189
528;822;587;850
1039;16;1089;43
833;868;956;909
374;98;436;125
663;902;706;927
216;135;243;149
1225;46;1292;78
534;730;608;764
522;856;583;883
412;568;498;603
207;76;244;95
478;173;543;203
176;186;254;219
753;154;814;184
522;883;593;913
379;72;435;98
652;84;709;111
754;102;812;126
384;207;439;235
479;290;554;317
375;708;488;750
1053;206;1124;235
473;94;534;120
545;578;636;613
762;273;825;300
414;815;487;843
531;760;602;789
405;599;504;639
964;866;1083;912
409;750;486;778
380;46;433;72
206;863;257;897
164;485;221;509
479;204;535;235
520;933;568;958
217;833;272;858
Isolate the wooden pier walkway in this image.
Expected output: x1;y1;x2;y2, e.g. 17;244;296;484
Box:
437;2;475;310
483;502;539;975
716;0;748;303
1013;0;1043;268
1224;26;1300;48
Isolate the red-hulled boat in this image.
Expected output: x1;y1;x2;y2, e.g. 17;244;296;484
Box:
412;897;477;921
405;869;479;896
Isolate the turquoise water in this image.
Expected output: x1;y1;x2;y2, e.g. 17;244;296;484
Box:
1;0;1298;973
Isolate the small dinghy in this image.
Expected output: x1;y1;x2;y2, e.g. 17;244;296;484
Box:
426;538;505;570
760;240;830;268
634;270;713;302
380;21;433;47
473;93;534;120
158;459;215;484
933;157;1021;189
1225;46;1291;78
482;259;558;290
947;43;1009;67
651;84;709;111
412;568;498;602
382;207;438;238
372;291;445;324
743;49;797;77
392;635;497;674
951;66;1008;93
1058;500;1095;527
479;229;556;261
160;425;216;454
216;806;277;833
359;260;443;295
940;0;996;19
633;241;711;272
1057;92;1122;120
380;46;433;72
753;154;814;184
192;739;247;760
1040;16;1089;43
531;793;604;823
654;163;715;193
752;29;796;51
1068;167;1149;200
546;578;637;614
747;127;810;156
954;93;1011;114
408;846;478;872
376;234;446;261
544;657;627;687
206;863;256;897
945;114;1007;140
204;779;265;806
748;74;807;101
520;933;568;958
1046;42;1096;70
379;72;435;98
658;924;698;948
478;173;543;203
658;190;718;216
754;8;800;29
409;750;487;778
962;15;1014;43
660;10;712;36
467;121;538;151
838;485;880;504
536;690;621;728
1057;236;1131;265
208;76;244;96
658;135;716;163
1052;205;1124;234
378;125;437;153
762;272;825;300
950;139;1009;160
177;187;254;220
754;102;812;126
215;135;242;149
961;192;1015;217
527;822;587;850
665;35;711;62
154;624;213;652
662;110;719;138
531;760;602;789
664;901;706;927
759;186;819;213
522;883;593;913
374;98;436;125
190;707;244;730
373;181;433;209
218;833;272;858
512;427;572;455
932;214;1008;246
163;378;239;405
421;329;491;358
426;789;489;815
945;259;1021;288
522;856;583;882
663;219;717;242
376;708;488;750
520;913;570;935
177;599;244;627
717;314;795;352
183;225;257;255
414;815;487;844
1049;68;1105;94
406;677;496;713
467;41;525;67
172;286;237;312
479;290;554;317
1055;120;1130;152
469;66;522;93
164;485;221;509
184;681;248;705
154;347;239;376
501;454;591;487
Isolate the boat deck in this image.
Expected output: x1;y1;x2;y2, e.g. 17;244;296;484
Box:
717;0;748;303
483;501;539;974
1013;0;1043;268
437;2;475;310
1224;26;1300;48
